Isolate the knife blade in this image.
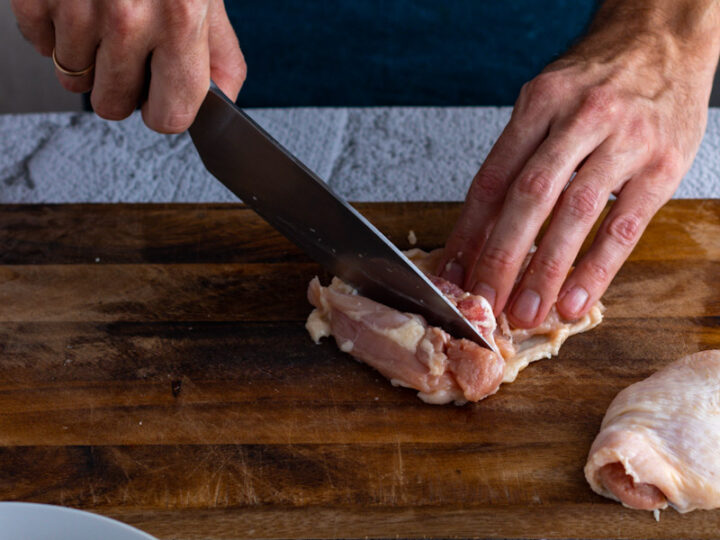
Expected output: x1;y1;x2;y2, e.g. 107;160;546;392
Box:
189;85;493;350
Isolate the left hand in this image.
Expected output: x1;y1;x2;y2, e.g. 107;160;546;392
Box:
438;13;718;328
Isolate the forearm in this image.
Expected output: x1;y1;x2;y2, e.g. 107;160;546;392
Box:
567;0;720;99
548;0;720;107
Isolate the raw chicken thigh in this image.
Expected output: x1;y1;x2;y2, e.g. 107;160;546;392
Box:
307;276;503;404
306;248;603;404
585;350;720;514
407;249;604;384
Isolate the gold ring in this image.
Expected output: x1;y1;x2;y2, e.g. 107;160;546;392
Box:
52;47;94;77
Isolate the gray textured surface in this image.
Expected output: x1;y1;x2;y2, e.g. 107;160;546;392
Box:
0;107;718;202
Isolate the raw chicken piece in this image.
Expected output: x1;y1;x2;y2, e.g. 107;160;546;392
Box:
305;248;603;405
406;248;604;382
496;306;603;383
585;350;720;514
307;277;504;404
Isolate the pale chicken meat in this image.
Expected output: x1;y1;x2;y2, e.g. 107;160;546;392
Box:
585;350;720;514
307;276;504;404
407;249;604;383
306;248;603;404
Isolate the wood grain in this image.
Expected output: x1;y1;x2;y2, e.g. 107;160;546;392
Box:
0;201;718;539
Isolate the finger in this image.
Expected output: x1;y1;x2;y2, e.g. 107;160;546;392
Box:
208;0;246;101
141;21;211;133
468;120;608;318
505;143;627;327
556;166;674;320
90;13;152;121
11;0;54;56
51;1;98;93
437;104;551;285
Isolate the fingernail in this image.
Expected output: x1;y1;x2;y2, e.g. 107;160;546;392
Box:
472;281;496;309
511;288;541;324
559;286;589;317
440;260;464;286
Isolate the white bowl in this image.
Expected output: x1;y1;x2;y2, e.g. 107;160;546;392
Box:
0;503;156;540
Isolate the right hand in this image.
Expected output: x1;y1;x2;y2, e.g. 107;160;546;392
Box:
11;0;247;133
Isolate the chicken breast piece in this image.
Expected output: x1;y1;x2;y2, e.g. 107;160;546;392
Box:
585;350;720;513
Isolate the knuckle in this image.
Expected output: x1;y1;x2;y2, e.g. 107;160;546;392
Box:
579;86;619;121
513;170;555;203
515;82;534;113
92;101;134;122
150;109;195;134
448;220;488;255
517;81;531;101
167;0;206;34
107;2;145;38
91;90;135;121
625;116;651;141
481;245;516;273
605;211;643;247
56;4;94;35
516;73;561;118
583;260;611;287
450;233;481;258
655;150;684;179
532;253;566;282
564;184;601;220
469;166;507;203
224;48;248;85
526;72;560;102
58;75;92;94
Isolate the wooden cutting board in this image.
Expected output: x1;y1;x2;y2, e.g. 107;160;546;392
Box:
0;201;718;539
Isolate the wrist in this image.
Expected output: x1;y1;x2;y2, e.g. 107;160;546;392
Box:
552;5;720;103
568;1;720;79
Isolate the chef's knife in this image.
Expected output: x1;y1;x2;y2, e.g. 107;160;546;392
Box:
189;84;493;350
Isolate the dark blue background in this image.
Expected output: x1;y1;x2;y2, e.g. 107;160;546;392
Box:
227;1;599;107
